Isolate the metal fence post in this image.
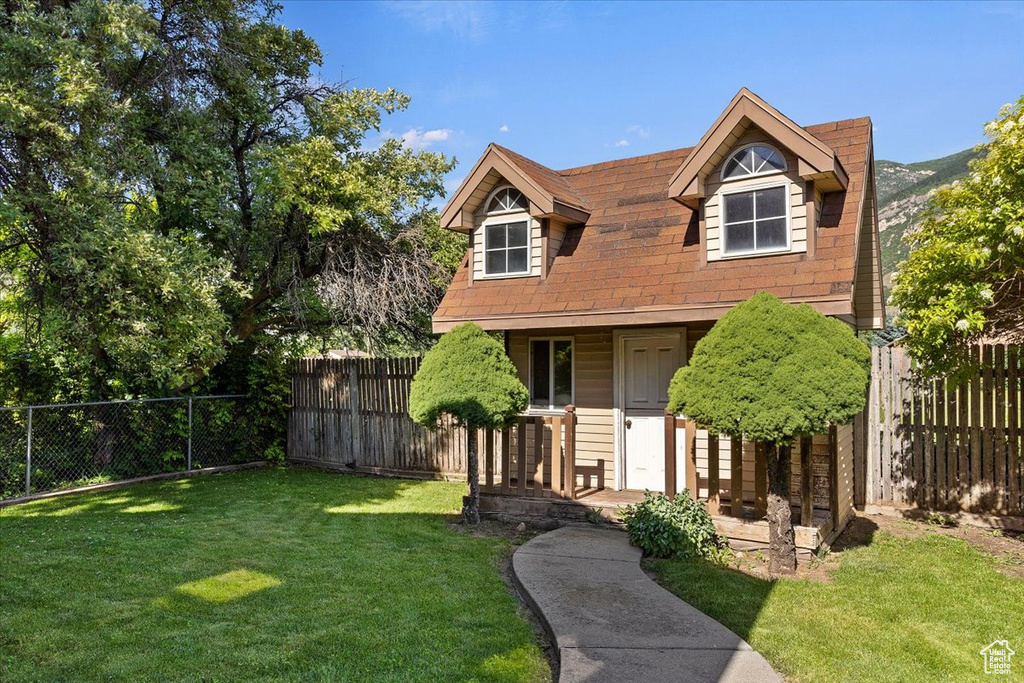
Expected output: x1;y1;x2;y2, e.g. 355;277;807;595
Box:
25;407;32;495
187;397;193;471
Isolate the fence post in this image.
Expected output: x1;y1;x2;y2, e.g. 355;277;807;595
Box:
187;397;193;471
25;407;32;495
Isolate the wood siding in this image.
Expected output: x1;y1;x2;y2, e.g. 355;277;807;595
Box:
854;169;885;329
705;126;810;261
472;214;543;280
508;328;615;487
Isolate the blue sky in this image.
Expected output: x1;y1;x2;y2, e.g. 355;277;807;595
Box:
280;1;1024;194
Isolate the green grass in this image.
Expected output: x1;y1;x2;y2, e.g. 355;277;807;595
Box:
0;468;550;682
649;529;1024;682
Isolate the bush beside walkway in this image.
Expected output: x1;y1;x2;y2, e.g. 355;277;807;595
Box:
648;515;1024;682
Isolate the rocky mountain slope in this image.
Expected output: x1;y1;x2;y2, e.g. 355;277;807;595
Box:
875;148;980;286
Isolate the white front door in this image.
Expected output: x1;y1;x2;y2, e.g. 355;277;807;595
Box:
623;335;682;491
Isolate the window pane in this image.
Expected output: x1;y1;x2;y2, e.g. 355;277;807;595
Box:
553;341;572;407
507;221;528;247
511;190;527;210
723;156;742;179
486;224;506;249
724;191;753;223
531;341;550;406
754;187;786;218
507;247;528;273
756;218;787;249
486;250;507;274
724;221;754;253
752;146;785;173
487;196;502;213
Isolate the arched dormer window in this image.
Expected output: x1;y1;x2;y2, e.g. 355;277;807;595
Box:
482;185;530;276
487;186;529;213
721;144;787;181
719;144;791;257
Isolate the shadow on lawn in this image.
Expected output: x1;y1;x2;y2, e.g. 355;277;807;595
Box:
1;468;419;520
1;470;548;683
648;515;880;646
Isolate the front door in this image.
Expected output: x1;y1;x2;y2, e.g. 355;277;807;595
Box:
623;335;682;491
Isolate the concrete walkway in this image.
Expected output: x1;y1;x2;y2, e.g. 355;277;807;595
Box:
512;526;781;683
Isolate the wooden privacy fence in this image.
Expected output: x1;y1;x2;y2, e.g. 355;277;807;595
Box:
288;357;469;477
867;344;1022;514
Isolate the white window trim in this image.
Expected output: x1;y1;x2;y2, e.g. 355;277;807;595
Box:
527;337;575;413
720;142;788;182
481;214;532;278
479;184;530;217
718;179;792;259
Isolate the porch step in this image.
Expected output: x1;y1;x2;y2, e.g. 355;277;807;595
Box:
480;492;841;552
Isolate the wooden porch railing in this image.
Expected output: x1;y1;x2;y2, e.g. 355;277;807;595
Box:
665;412;839;529
480;406;578;499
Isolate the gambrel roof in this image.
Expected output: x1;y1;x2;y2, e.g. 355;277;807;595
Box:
434;89;884;332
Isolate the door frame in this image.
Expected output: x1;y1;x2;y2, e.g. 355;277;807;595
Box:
612;327;687;490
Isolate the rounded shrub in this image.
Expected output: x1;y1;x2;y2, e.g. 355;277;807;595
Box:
409;323;528;523
667;292;870;442
620;491;724;560
409;323;528;430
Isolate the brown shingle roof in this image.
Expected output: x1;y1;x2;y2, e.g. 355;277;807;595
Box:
491;144;590;212
434;118;873;331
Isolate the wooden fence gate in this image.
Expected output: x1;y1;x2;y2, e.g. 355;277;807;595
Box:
866;344;1022;514
288;357;468;478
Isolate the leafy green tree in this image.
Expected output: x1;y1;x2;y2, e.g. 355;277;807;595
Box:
890;97;1024;375
0;0;462;403
667;293;870;573
409;323;528;523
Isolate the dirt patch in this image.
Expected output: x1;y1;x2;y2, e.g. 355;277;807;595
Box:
859;511;1024;580
721;513;1024;583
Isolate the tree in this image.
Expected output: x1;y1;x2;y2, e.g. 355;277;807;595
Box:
0;0;462;403
667;293;869;573
409;323;528;524
890;97;1024;375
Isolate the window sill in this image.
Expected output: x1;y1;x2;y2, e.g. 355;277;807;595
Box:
714;247;796;262
478;272;537;280
522;407;569;417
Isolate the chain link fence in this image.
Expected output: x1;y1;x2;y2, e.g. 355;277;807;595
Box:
0;395;252;501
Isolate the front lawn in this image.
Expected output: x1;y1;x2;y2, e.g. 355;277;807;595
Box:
648;517;1024;682
0;468;550;682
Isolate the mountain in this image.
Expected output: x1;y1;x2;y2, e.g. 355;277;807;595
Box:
875;148;981;286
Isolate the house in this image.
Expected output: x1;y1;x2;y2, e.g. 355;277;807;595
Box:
432;89;884;552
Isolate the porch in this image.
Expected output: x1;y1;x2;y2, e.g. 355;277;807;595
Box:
477;408;850;553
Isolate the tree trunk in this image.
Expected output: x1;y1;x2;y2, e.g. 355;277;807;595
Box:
463;427;480;524
765;441;796;574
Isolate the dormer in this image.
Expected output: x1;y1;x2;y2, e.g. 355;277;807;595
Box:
668;89;849;262
440;143;590;282
476;184;534;278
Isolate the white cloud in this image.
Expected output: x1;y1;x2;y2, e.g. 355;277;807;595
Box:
627;124;651;139
499;124;510;133
613;139;629;148
400;128;453;150
386;1;496;42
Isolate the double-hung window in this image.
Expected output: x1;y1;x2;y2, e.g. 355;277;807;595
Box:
721;185;789;256
718;143;791;257
482;186;530;276
530;339;573;410
484;221;529;275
